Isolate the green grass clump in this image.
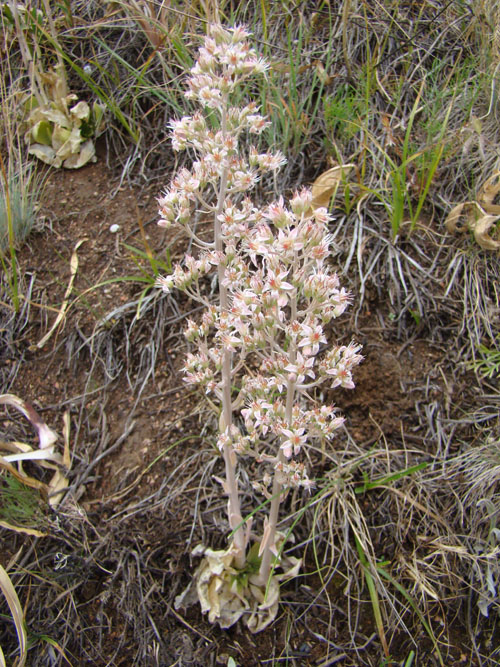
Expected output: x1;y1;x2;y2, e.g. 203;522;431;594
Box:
472;335;500;379
324;83;364;145
0;472;49;532
0;162;41;252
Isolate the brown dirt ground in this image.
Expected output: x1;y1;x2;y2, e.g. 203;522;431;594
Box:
0;156;485;666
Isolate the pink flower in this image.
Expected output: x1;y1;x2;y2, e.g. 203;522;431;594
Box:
276;228;303;256
313;207;332;224
285;352;315;384
284;324;300;346
249;147;287;171
227;25;251;42
243;57;269;75
198;86;223;109
184;318;200;341
247;114;271;133
325;362;355;389
298;323;327;356
229;169;259;192
264;268;294;294
280;428;307;457
155;275;173;293
265;197;292;227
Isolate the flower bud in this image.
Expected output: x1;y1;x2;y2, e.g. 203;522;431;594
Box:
290;188;313;216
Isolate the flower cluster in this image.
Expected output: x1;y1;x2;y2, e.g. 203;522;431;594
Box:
157;25;362;597
169;192;363;489
157;29;284;232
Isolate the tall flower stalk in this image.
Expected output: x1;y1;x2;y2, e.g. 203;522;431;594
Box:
157;25;362;631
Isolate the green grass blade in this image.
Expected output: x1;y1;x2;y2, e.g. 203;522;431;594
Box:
354;535;390;660
355;462;428;494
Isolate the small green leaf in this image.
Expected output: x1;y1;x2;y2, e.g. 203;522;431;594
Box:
23;95;40;114
92;102;106;135
409;310;421;326
51;125;72;152
246;542;262;569
31;120;53;146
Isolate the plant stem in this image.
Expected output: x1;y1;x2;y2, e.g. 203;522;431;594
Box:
216;100;246;568
257;288;298;584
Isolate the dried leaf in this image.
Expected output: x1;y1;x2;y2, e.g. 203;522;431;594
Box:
271;61;290;74
63;140;96;169
472;215;500;250
38;239;86;347
0;456;48;496
70;100;91;121
0;441;35;455
311;164;354;209
48;469;69;508
314;60;333;85
0;395;57;449
40;65;68;102
62;411;72;469
246;576;279;632
193;544;246;628
0;565;27;667
24;62;103;170
275;555;302;582
478;171;500;212
55;126;85;160
33;106;69;128
177;535;302;634
444;203;467;233
28;143;62;168
447;172;500;250
0;520;47;537
2;447;62;465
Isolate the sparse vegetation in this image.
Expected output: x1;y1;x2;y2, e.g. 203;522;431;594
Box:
0;1;499;665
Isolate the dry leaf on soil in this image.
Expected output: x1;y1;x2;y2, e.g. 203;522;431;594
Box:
445;172;500;250
37;239;86;348
0;396;72;527
311;164;354;209
0;565;27;667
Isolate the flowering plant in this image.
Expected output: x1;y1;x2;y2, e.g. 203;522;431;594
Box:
156;24;362;632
